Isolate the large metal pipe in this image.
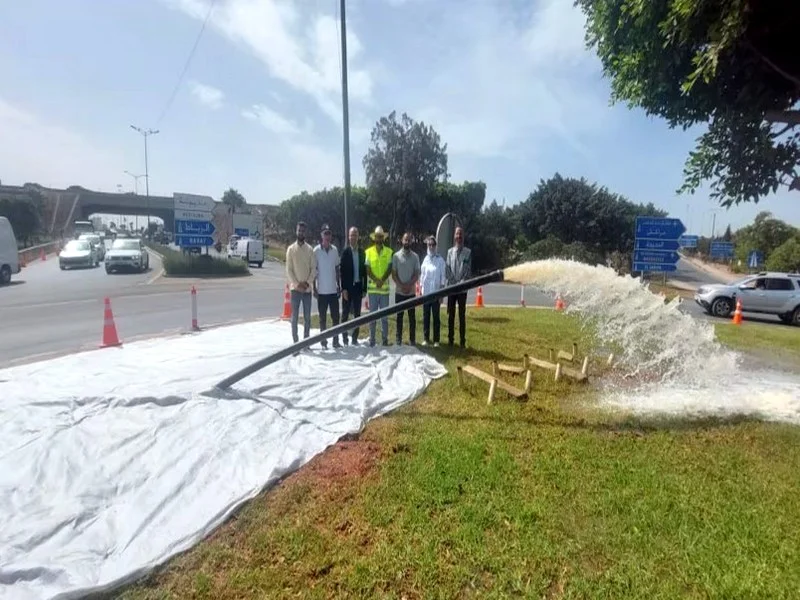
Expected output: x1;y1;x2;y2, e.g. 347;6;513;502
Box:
212;268;505;390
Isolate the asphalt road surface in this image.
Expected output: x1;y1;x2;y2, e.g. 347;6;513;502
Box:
0;253;788;367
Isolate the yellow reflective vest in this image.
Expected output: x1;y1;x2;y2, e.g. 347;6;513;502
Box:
365;245;393;295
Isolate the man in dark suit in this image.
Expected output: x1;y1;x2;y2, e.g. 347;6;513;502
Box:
340;226;367;345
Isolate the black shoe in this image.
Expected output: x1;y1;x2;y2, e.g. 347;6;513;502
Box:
333;341;342;349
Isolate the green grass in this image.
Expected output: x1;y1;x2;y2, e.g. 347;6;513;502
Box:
117;308;800;599
266;244;285;262
715;321;800;362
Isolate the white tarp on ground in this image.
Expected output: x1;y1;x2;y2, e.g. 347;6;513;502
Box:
0;320;447;600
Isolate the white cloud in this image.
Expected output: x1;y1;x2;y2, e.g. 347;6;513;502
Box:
241;103;311;136
163;0;373;122
189;80;225;109
0;97;123;190
407;0;608;162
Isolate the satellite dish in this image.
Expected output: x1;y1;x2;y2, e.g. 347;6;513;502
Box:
435;212;461;255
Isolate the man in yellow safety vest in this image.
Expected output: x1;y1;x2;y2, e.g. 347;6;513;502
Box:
364;226;393;347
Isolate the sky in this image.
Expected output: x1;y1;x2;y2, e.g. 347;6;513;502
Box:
0;0;797;235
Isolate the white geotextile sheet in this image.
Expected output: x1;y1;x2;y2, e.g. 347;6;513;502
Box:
0;319;447;600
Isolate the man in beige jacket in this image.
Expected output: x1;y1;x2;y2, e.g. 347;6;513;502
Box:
285;221;316;343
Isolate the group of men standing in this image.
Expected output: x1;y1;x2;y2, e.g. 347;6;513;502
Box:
285;221;472;349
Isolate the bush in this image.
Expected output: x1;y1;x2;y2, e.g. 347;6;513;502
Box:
766;236;800;273
162;253;250;277
145;242;250;277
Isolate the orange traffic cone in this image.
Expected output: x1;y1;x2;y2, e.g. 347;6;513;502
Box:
100;297;122;348
280;284;292;320
555;294;565;311
732;298;743;325
40;248;46;261
475;286;485;307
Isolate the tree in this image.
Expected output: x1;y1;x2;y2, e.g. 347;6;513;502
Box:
733;211;797;263
766;236;800;273
363;111;449;243
514;173;666;258
577;0;800;206
0;198;41;245
221;188;246;214
723;225;733;242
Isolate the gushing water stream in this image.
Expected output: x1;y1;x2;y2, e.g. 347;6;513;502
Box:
504;260;800;425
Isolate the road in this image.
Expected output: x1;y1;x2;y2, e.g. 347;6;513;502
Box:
0;253;787;367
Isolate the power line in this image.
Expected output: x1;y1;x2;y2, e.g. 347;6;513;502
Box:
155;0;218;126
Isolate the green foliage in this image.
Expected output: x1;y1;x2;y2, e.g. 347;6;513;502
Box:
577;0;800;205
0;197;41;245
160;249;250;277
765;236;800;273
514;173;665;258
222;188;247;214
363;111;449;242
732;211;797;264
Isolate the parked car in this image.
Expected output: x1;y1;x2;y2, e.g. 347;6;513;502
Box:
695;272;800;325
106;238;150;273
0;216;21;285
59;239;99;270
79;233;106;261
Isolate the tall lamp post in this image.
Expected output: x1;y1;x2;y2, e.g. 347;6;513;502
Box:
339;0;351;243
124;170;146;231
130;125;159;236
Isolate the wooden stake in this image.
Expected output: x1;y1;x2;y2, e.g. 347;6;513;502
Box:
581;356;589;377
523;369;532;393
554;362;562;382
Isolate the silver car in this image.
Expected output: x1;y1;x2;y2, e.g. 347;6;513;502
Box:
695;272;800;325
79;233;106;261
105;238;150;273
59;239;98;270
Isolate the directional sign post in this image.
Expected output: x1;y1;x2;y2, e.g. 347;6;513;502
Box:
747;250;764;270
173;193;216;248
633;216;686;274
679;235;699;248
709;241;735;260
175;235;215;247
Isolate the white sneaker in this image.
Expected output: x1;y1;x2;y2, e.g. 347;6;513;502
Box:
421;340;428;346
434;342;440;348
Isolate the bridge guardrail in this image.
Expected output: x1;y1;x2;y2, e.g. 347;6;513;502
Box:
17;240;64;266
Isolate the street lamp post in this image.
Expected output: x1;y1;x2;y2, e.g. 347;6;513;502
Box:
339;0;351;243
130;125;159;236
124;170;146;231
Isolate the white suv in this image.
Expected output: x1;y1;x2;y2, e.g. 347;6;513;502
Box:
695;272;800;325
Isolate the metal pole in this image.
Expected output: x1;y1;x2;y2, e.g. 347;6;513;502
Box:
339;0;351;243
130;125;159;238
211;269;506;391
144;134;150;235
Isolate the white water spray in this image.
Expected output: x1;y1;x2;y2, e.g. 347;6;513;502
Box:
504;259;800;425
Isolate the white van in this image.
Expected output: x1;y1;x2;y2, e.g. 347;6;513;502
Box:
229;237;263;268
0;216;21;285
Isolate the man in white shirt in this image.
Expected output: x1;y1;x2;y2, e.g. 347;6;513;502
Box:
313;223;341;349
420;235;447;346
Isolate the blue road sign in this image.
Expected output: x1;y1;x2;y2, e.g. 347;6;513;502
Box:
635;217;686;240
234;228;249;237
747;250;764;269
635;239;680;251
679;235;699;248
175;219;215;236
710;241;734;259
175;235;214;247
633;216;685;273
632;263;678;273
633;250;680;264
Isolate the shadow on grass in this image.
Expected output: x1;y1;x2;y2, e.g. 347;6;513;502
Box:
470;316;512;324
385;408;771;434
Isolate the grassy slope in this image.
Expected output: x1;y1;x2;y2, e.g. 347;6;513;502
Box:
121;309;800;600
